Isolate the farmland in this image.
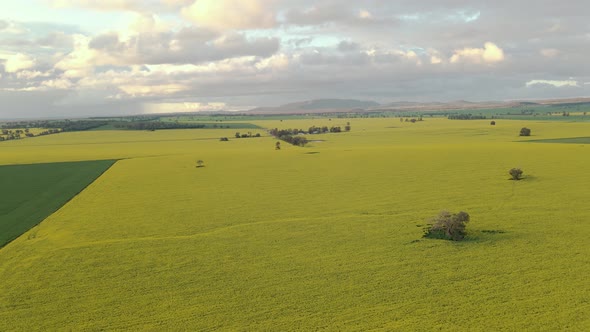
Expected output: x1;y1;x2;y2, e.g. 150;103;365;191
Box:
0;118;589;330
0;160;116;247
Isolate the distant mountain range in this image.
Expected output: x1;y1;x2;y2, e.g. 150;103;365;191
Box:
246;99;380;114
241;97;590;114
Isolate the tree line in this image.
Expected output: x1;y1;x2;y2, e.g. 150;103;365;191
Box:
113;122;209;130
447;114;487;120
269;125;351;147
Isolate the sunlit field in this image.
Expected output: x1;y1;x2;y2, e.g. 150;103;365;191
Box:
0;118;589;330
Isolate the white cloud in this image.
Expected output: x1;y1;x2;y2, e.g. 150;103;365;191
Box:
256;54;290;71
16;70;51;80
143;101;227;114
119;83;189;97
4;53;36;73
181;0;276;30
526;80;580;88
54;34;98;77
450;42;505;64
430;55;442;64
540;48;560;58
359;10;372;20
51;0;148;12
42;78;73;90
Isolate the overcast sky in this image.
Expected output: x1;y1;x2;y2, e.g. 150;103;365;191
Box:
1;0;589;118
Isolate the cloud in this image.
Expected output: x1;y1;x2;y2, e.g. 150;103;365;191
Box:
54;34;102;77
450;42;505;64
284;4;396;27
86;29;279;66
338;40;360;52
255;53;290;71
526;80;580;88
3;1;590;118
540;48;560;58
119;83;188;97
181;0;276;30
4;53;36;73
49;0;170;12
51;0;141;11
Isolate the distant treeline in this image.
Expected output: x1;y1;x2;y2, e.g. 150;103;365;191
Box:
113;122;210;131
1;120;109;132
448;114;487;120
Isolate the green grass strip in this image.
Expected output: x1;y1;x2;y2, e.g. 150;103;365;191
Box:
0;160;117;248
526;137;590;144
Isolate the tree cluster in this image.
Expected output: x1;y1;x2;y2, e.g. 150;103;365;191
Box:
0;128;61;141
519;127;531;136
234;132;261;138
269;125;348;147
509;168;523;180
424;211;470;241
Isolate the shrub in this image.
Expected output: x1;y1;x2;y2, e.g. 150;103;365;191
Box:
423;211;470;241
490;121;496;125
519;127;531;136
196;160;205;168
509;168;523;180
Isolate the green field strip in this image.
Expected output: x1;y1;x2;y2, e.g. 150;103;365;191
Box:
525;137;590;144
0;160;117;248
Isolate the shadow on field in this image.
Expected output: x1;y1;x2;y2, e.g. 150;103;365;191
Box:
408;228;511;245
508;175;537;181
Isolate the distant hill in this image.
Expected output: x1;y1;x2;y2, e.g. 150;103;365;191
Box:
241;97;590;115
247;99;380;114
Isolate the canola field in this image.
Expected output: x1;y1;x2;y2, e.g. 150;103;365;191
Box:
0;118;589;330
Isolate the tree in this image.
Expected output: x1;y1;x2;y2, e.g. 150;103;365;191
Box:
235;132;241;138
509;168;523;180
275;141;281;150
490;121;496;125
520;127;531;136
424;211;470;241
196;160;205;168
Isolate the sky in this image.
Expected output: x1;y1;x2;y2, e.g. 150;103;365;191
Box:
0;0;589;118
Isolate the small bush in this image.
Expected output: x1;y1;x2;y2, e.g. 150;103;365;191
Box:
490;121;496;125
519;127;531;136
509;168;523;180
423;211;470;241
196;160;205;168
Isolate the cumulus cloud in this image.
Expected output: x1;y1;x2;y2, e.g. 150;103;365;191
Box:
526;80;579;88
4;53;36;73
54;34;102;77
450;42;505;64
255;53;290;71
181;0;276;30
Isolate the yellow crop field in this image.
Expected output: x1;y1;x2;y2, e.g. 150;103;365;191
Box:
0;118;589;330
